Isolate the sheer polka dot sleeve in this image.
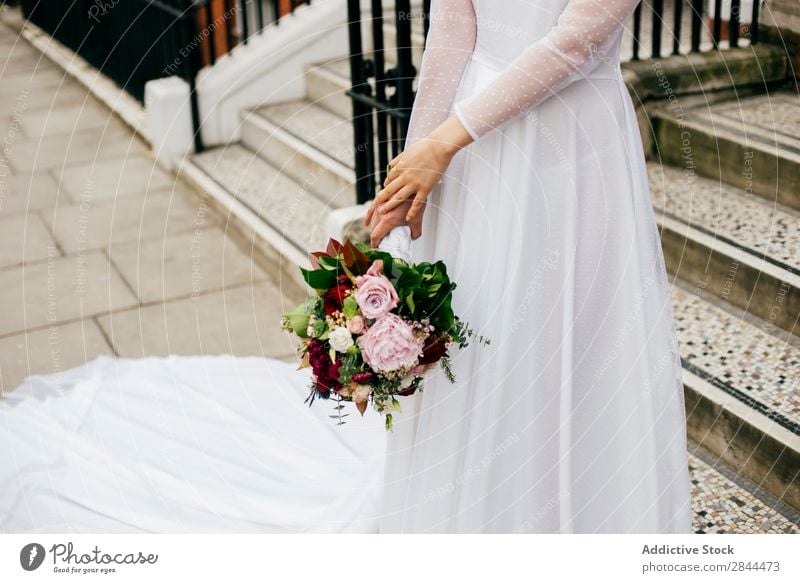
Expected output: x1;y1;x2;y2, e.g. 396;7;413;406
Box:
404;0;477;148
453;0;640;140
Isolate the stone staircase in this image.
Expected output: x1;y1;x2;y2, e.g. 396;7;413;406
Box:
178;24;800;532
184;56;359;277
648;91;800;517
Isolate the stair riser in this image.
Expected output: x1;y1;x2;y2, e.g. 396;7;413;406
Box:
655;117;800;212
660;226;799;335
240;119;356;209
306;66;352;119
684;383;800;512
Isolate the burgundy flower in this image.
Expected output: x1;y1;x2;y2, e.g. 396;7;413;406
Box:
323;274;352;316
351;371;374;384
307;339;342;395
419;335;448;365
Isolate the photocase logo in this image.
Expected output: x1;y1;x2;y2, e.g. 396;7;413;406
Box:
20;543;46;571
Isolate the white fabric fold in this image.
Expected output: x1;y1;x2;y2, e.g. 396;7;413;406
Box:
377;225;413;263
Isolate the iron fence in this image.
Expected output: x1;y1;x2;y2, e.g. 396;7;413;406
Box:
347;0;763;203
19;0;311;152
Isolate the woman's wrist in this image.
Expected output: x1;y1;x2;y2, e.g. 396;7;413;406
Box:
428;115;474;158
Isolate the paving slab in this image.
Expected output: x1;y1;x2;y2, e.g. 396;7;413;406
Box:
56;154;175;202
1;66;68;92
0;171;66;215
0;82;88;110
108;225;270;304
0;250;138;337
0;319;113;394
0;51;57;75
18;101;125;139
98;282;298;359
6;127;148;173
0;211;60;269
42;186;212;254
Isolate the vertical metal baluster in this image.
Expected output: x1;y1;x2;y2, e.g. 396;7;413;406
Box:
422;0;431;41
690;0;703;53
270;0;279;24
226;0;236;50
256;0;265;32
750;0;760;44
651;0;663;59
241;0;250;45
206;2;218;65
712;0;723;46
182;4;205;152
729;0;741;47
394;0;415;150
672;0;683;55
372;0;389;187
632;2;642;61
347;0;376;203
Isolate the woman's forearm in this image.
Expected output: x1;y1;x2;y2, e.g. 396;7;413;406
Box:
426;115;475;159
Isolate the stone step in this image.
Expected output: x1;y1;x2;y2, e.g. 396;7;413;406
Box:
671;281;800;512
653;92;800;212
183;144;334;287
306;56;421;123
650;162;799;336
240;100;356;207
306;58;354;120
687;438;799;533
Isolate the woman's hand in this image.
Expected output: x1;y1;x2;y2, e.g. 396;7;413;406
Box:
364;115;474;229
367;199;424;248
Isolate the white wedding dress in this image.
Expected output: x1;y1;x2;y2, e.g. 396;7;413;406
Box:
1;0;692;534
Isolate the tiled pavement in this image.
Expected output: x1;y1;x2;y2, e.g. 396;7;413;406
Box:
0;22;300;397
688;440;799;534
1;13;798;535
670;284;800;432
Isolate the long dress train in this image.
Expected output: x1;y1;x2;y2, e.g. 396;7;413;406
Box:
1;356;386;532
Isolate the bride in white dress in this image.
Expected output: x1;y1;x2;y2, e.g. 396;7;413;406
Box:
0;0;692;534
365;0;692;533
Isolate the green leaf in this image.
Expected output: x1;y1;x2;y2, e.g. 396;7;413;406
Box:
300;267;337;290
405;293;415;314
385;413;393;432
343;295;358;319
318;255;342;271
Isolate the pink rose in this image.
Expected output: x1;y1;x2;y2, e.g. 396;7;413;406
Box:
357;313;424;373
347;315;365;334
354;259;399;319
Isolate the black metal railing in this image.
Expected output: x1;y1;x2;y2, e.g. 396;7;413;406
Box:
20;0;310;152
346;0;424;204
630;0;762;60
348;1;762;202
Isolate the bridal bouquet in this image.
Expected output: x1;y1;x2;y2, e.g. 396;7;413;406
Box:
281;238;486;430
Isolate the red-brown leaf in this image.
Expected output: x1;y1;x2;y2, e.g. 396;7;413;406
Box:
309;251;326;269
326;238;344;257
